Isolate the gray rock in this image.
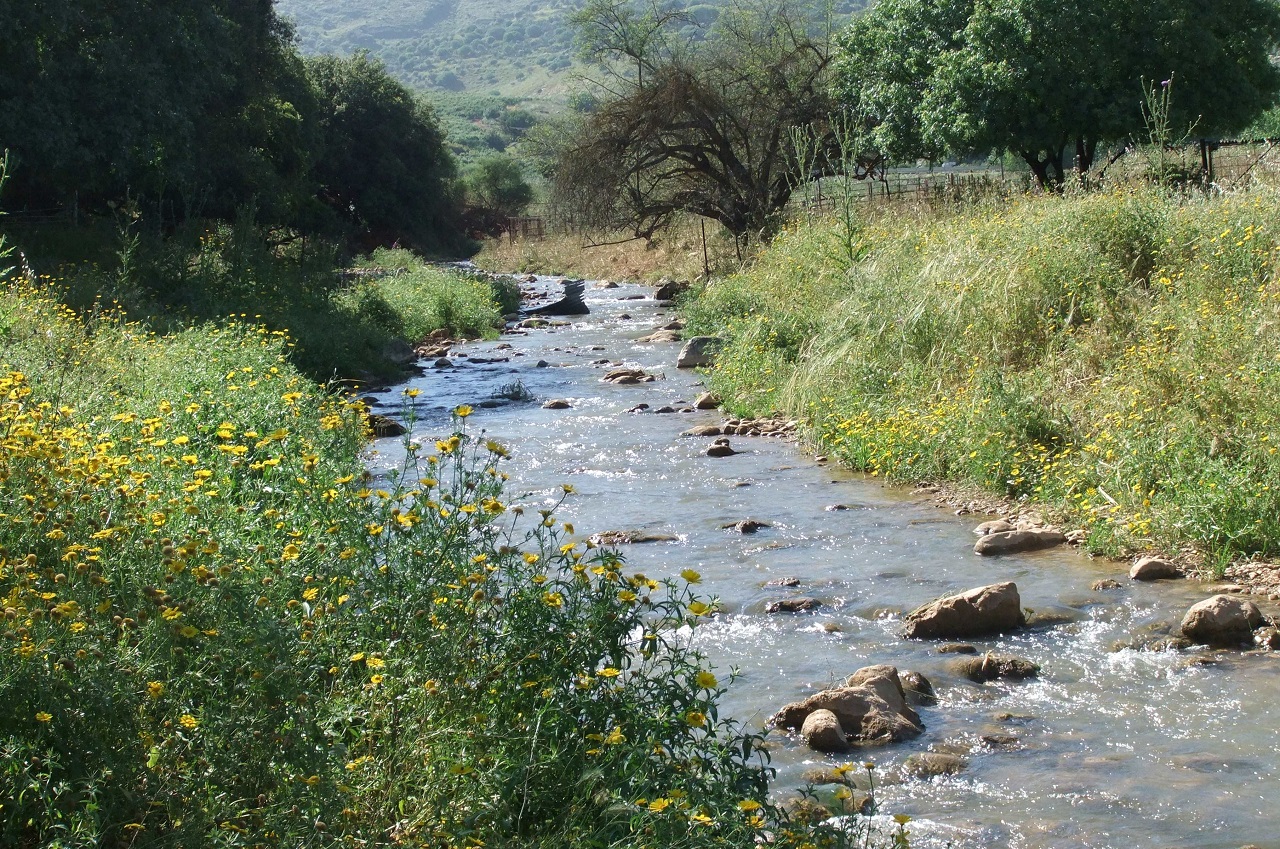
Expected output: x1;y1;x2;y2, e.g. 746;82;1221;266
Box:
1130;556;1181;581
973;528;1066;555
433;357;453;369
902;582;1026;640
1181;595;1265;646
682;424;724;437
694;392;721;410
676;336;725;369
541;399;571;409
952;654;1040;683
770;665;924;746
800;709;850;753
973;519;1016;536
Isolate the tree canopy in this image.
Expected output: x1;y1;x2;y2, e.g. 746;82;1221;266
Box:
0;1;467;252
555;0;838;241
832;0;1280;186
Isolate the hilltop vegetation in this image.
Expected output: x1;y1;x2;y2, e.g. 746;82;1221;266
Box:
276;0;867;98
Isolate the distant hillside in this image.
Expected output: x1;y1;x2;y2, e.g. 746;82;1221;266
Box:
275;0;865;99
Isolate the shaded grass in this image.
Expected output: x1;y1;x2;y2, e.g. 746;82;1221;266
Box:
688;186;1280;572
3;217;509;385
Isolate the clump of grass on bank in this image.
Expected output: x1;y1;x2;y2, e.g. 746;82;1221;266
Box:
0;274;891;848
688;186;1280;572
473;219;743;284
6;217;507;384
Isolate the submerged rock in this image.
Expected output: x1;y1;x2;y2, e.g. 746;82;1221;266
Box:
1180;595;1265;646
602;367;658;385
587;530;679;546
952;653;1040;683
902;752;965;779
1091;579;1123;591
541;399;571;409
770;665;924;749
766;597;821;614
723;519;770;533
902;582;1026;640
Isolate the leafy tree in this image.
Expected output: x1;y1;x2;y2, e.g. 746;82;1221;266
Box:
832;0;1280;187
556;0;839;241
306;53;469;253
464;155;536;236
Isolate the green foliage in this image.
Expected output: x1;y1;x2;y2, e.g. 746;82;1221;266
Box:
832;0;1280;186
306;53;470;255
463;155;537;235
689;186;1280;569
0;278;871;848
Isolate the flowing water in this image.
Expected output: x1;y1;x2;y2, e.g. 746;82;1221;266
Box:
365;275;1280;848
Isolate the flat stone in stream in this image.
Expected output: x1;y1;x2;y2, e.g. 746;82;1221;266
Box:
973;528;1066;555
602;367;658;384
541;399;571;409
682;424;724;437
587;530;680;546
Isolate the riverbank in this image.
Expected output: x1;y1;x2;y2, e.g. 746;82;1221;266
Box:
0;248;864;847
676;185;1280;592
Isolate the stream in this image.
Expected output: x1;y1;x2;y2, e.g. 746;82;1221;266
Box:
365;275;1280;848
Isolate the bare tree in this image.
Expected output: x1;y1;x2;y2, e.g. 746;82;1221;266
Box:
555;0;840;243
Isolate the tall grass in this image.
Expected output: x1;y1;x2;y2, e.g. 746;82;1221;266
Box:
688;185;1280;571
0;273;895;847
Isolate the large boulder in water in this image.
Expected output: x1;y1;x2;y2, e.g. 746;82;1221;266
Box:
1180;595;1265;646
902;582;1026;640
769;665;924;749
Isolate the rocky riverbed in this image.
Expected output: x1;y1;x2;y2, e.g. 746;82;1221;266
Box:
363;273;1280;849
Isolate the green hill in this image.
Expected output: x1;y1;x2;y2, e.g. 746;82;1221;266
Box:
275;0;865;99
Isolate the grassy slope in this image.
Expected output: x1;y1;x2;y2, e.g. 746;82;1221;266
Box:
275;0;866;98
687;186;1280;574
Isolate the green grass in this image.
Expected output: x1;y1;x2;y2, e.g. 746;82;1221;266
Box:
2;218;509;386
688;185;1280;573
